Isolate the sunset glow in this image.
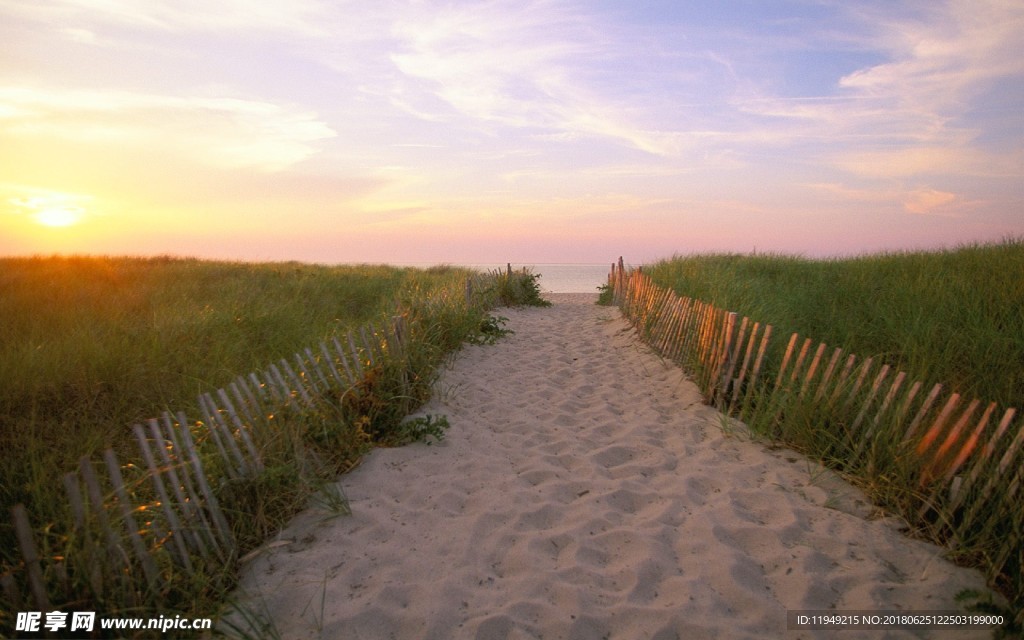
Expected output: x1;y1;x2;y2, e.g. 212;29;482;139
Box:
2;1;1022;263
34;208;81;228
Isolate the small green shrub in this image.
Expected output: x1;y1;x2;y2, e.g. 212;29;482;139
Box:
393;414;451;445
487;266;551;307
468;315;513;345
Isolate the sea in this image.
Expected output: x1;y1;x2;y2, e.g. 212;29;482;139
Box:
460;263;612;294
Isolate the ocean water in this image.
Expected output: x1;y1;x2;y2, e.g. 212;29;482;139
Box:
534;264;612;293
466;263;612;294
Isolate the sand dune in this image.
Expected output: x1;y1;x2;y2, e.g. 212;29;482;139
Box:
225;294;993;639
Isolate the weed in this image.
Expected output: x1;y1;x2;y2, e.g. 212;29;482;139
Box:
391;414;451;446
716;413;739;439
468;315;513;345
956;589;1021;639
218;592;284;640
311;483;352;519
485;266;552;308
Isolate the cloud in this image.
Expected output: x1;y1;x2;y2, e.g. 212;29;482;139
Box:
733;0;1024;178
0;86;335;171
833;146;1024;179
387;1;680;155
839;0;1024;106
903;188;958;215
4;0;330;35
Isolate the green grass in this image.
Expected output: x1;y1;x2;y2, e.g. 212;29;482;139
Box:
0;256;473;518
0;255;552;635
643;238;1024;409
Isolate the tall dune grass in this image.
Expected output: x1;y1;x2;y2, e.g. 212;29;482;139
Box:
644;238;1024;410
0;257;475;517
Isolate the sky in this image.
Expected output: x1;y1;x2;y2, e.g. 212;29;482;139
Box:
1;0;1022;264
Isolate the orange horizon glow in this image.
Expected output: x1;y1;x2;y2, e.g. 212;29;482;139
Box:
1;1;1022;264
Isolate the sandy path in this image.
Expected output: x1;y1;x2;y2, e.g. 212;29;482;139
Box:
227;294;991;639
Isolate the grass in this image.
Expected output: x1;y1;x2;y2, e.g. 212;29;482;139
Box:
0;256;467;526
643;238;1024;409
0;255;548;636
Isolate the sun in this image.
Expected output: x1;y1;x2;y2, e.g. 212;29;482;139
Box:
8;191;91;228
34;207;82;227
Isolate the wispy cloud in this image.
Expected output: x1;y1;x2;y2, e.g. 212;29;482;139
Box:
807;182;963;217
903;188;958;215
0;86;335;171
3;0;330;35
387;1;680;155
738;0;1024;180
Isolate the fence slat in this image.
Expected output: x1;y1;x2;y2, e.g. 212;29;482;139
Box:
347;332;366;380
248;371;271;402
968;408;1018;486
102;448;161;590
946;402;998;493
851;364;891;434
713;312;739;400
293;352;320;396
774;333;800;390
305;347;332;391
133;424;194;572
149;417;212;560
841;357;875;412
799;342;827;398
331;336;357;386
788;337;813;385
159;414;223;561
739;324;773;419
279;358;314;408
263;365;288;404
1;572;21;612
811;347;843;404
929;399;981;473
318;341;346;388
903;383;943;442
872;371;907;429
915;393;962;457
729;320;759;409
359;326;377;367
199;393;246;478
217;388;263;472
176;412;235;552
721;315;748;399
231;378;264;430
78;456;124;570
11;504;51;611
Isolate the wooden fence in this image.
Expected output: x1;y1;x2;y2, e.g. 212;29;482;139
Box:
1;271;513;627
609;258;1022;618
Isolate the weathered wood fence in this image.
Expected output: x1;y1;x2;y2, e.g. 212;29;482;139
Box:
1;271;510;625
609;258;1022;617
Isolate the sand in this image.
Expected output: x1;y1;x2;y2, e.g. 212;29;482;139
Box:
225;294;994;639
